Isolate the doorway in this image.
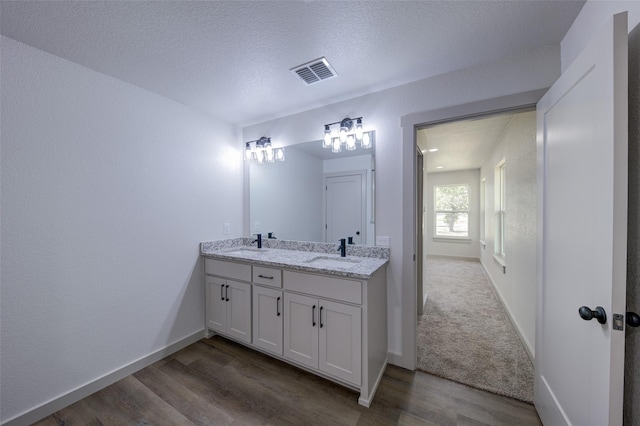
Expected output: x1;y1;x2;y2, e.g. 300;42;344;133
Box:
414;107;537;402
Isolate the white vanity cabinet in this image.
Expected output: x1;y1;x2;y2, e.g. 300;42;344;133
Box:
204;255;387;408
205;259;252;344
252;285;283;356
284;292;361;386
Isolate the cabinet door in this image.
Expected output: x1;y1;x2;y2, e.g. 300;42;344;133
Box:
207;276;227;334
318;300;361;386
226;280;252;344
284;292;318;369
252;286;283;356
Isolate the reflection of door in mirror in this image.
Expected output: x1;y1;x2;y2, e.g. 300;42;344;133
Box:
324;171;366;245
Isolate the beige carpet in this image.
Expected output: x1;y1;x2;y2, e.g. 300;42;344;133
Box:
417;256;534;403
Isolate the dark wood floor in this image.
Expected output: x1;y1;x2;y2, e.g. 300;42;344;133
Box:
34;336;542;425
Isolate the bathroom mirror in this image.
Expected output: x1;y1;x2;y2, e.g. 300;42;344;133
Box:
249;134;375;245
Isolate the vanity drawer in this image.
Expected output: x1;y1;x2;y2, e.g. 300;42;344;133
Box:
253;266;282;288
283;270;362;304
205;258;251;282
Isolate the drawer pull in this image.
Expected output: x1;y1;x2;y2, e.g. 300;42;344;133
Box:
312;305;316;327
225;285;229;301
220;285;224;301
258;274;274;280
320;306;324;328
277;296;281;316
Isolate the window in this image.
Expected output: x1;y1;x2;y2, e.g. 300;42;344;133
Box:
495;160;506;258
434;184;469;238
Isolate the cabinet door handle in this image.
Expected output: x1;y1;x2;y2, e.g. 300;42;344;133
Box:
320;306;324;328
220;285;224;301
276;296;281;316
258;274;274;280
312;305;316;327
225;285;229;301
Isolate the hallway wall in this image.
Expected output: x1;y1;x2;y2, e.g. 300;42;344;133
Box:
479;111;537;358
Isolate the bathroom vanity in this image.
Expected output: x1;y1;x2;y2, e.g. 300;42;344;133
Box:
201;238;389;407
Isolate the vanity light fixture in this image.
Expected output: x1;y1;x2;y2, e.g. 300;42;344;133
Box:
244;137;285;164
322;117;372;153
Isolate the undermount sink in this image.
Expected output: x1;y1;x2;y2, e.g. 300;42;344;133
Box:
224;247;267;256
304;256;361;269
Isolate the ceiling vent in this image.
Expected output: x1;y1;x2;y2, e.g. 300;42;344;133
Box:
290;57;337;85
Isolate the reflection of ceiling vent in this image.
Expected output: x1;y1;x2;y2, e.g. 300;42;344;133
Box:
290;57;337;85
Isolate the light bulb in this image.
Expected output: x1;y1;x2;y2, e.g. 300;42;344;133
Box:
355;119;363;140
332;138;342;153
346;135;356;150
275;148;285;161
265;141;274;162
245;143;252;160
361;132;371;148
323;125;332;148
339;126;348;143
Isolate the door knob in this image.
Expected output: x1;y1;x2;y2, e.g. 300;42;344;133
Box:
579;306;607;324
628;312;640;328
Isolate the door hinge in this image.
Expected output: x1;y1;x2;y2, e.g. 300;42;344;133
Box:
413;254;416;261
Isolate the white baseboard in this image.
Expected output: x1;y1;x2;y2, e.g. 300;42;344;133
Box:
387;350;404;367
2;329;206;426
358;358;388;407
479;259;535;361
426;254;480;261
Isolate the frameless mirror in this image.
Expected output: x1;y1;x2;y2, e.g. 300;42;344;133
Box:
249;133;375;245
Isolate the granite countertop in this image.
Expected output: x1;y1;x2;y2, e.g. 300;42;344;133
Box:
201;239;388;280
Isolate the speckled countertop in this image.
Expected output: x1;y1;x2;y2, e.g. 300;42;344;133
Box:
201;238;389;280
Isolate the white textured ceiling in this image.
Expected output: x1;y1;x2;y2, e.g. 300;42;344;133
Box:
417;110;532;174
0;1;584;126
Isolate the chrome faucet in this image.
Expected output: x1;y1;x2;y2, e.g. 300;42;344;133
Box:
337;238;346;257
252;233;262;249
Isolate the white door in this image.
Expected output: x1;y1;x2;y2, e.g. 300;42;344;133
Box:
253;286;283;356
283;292;318;369
207;276;227;333
226;280;252;344
535;12;628;426
326;173;365;244
318;299;362;386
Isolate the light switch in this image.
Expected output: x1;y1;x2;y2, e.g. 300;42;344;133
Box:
223;223;231;235
376;236;390;247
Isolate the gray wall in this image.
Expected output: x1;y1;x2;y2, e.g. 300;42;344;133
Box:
0;37;243;423
479;111;537;357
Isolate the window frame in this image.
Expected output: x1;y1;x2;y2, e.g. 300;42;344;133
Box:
495;159;506;260
433;183;470;240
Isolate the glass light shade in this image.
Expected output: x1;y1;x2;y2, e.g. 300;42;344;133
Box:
339;126;348;143
361;132;371;148
323;126;332;148
257;150;265;163
265;144;274;162
244;143;252;160
332;138;342;153
355;119;363;140
274;147;285;161
346;135;356;150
